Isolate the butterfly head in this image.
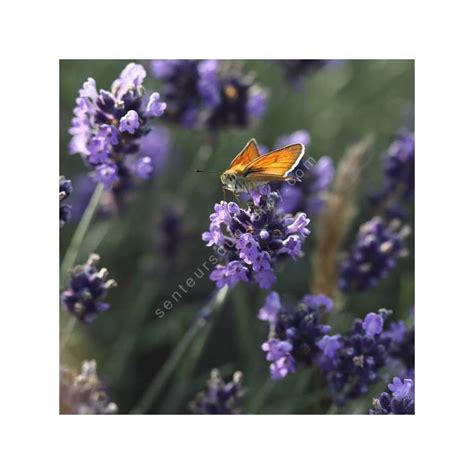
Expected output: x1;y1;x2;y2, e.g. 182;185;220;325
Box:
220;170;238;188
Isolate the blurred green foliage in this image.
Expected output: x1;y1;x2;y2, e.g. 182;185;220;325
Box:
60;60;414;414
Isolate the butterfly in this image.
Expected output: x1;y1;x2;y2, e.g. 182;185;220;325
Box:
214;138;305;195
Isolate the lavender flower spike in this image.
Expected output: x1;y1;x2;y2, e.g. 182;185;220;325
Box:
60;360;118;414
370;377;414;415
68;62;167;189
203;186;310;290
259;293;333;379
189;369;245;414
60;253;117;324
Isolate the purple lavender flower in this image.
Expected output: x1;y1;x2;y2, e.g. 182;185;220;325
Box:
60;254;117;324
259;293;333;379
207;76;267;129
370;377;414;415
339;217;410;292
320;311;392;405
362;312;384;336
134;156;154;180
68;62;166;189
370;130;414;215
145;92;167;117
197;60;221;108
138;125;171;177
258;292;281;324
274;130;311;150
60;360;118;414
60;176;73;226
261;339;296;379
151;60;267;130
119;110;140;134
189;369;245;414
203;186;310;290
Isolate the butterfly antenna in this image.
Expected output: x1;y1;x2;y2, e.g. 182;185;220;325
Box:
194;169;221;173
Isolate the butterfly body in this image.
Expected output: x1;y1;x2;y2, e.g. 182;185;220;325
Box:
220;170;266;193
219;139;305;195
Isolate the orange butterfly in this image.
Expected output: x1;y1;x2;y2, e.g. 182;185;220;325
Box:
217;139;305;194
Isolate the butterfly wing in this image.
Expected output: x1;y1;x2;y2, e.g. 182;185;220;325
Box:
243;143;305;181
227;139;261;174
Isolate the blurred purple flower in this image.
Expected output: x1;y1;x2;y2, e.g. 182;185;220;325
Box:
134;156;154;179
60;253;117;324
151;60;267;130
258;292;281;324
339;217;410;292
370;129;414;216
189;369;245;414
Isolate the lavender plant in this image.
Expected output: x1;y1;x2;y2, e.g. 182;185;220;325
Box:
370;377;414;414
189;369;245;414
60;253;117;324
259;292;333;379
69;63;167;190
202;186;310;289
151;60;266;130
339;217;410;292
60;360;118;414
319;311;392;405
370;129;414;217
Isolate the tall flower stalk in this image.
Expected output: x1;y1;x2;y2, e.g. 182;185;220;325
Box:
311;135;373;300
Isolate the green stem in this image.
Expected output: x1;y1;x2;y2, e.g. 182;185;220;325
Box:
60;317;77;354
130;286;228;414
60;183;104;355
60;183;104;282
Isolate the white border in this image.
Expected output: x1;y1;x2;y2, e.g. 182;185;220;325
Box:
3;0;474;471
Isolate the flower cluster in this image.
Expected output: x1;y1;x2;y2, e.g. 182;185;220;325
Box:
69;63;167;189
189;369;245;414
319;311;392;405
61;254;117;324
151;60;266;130
370;129;414;217
203;186;310;289
277;60;339;87
370;377;414;414
60;360;118;414
259;293;333;379
59;176;73;226
339;217;410;292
